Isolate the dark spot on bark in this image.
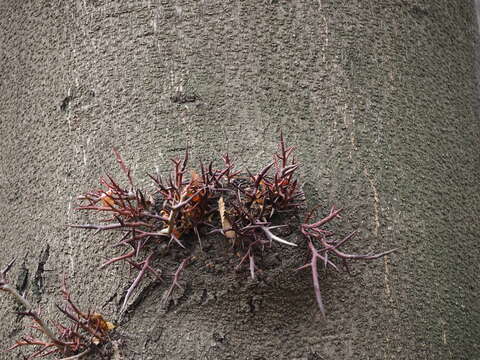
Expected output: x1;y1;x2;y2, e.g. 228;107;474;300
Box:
307;351;326;360
200;288;208;305
170;91;197;104
14;257;29;320
137;31;154;38
213;332;226;344
167;147;187;153
410;5;429;18
15;258;29;294
102;292;118;308
248;296;256;313
60;95;72;112
32;245;50;300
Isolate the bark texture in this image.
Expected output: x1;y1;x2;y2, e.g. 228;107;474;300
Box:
1;1;479;359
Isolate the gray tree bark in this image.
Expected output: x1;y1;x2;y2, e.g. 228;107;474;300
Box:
1;1;479;359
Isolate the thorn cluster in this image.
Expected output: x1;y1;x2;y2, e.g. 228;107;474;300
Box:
1;260;114;359
71;134;395;316
298;207;397;317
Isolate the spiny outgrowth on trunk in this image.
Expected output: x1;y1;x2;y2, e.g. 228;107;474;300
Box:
0;260;115;359
298;207;397;317
71;134;395;316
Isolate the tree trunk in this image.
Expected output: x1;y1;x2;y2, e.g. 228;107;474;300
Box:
1;1;479;359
